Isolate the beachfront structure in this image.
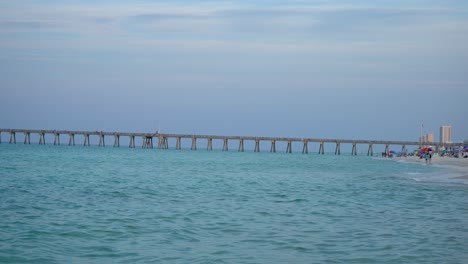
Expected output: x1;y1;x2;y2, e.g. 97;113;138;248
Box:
0;128;464;155
440;125;452;145
420;132;434;145
427;133;434;143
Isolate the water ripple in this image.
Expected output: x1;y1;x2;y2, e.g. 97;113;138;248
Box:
0;145;467;263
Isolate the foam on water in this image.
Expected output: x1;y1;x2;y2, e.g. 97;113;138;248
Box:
1;144;467;263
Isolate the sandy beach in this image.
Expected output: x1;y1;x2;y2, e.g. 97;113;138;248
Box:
394;155;468;180
398;155;468;167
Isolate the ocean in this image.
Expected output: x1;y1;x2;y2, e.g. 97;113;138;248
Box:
1;144;467;263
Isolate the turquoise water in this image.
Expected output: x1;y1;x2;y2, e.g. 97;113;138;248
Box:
1;144;467;263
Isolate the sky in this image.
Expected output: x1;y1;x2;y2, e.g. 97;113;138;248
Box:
1;0;467;144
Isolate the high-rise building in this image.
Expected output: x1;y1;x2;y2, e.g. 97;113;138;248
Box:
427;132;434;143
422;135;427;143
440;125;452;144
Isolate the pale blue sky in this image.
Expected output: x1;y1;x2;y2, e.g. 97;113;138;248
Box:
1;0;467;143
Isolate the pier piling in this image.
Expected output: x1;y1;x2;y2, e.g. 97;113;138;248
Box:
98;133;105;147
207;137;213;151
68;133;75;146
24;131;30;144
191;137;197;150
53;132;60;145
352;143;357;156
319;142;325;155
9;132;16;144
238;138;244;152
142;136;153;149
84;134;90;146
270;140;275;153
176;137;181;150
367;144;373;156
335;142;341;155
302;140;308;154
114;135;120;147
39;132;45;145
129;135;135;148
254;139;260;152
223;138;228;151
286;140;292;153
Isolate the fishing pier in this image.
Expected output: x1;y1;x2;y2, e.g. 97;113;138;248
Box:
0;128;461;155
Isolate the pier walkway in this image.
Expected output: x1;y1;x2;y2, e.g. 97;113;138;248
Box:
0;128;461;155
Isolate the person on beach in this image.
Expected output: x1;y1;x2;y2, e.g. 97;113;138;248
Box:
429;152;432;165
425;152;429;164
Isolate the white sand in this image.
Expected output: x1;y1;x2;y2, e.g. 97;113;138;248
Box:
394;155;468;180
397;155;468;168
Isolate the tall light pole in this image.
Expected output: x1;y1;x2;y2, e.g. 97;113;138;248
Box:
420;123;424;147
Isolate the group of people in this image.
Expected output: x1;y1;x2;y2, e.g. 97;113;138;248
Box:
440;146;468;158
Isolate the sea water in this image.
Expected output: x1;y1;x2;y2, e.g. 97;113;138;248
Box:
1;144;467;263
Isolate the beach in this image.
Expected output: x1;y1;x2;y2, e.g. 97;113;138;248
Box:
394;155;468;180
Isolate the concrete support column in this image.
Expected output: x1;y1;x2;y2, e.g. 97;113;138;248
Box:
129;136;135;148
84;134;91;147
286;140;292;153
302;141;308;154
54;133;60;145
24;132;30;144
207;138;213;151
367;144;373;156
68;133;75;146
39;133;45;145
352;143;357;156
191;137;197;150
176;137;181;150
157;136;163;149
335;142;341;155
222;138;228;151
319;142;325;155
254;139;260;152
143;136;153;149
114;135;120;147
9;132;16;144
0;132;2;144
238;138;244;152
163;137;168;149
99;134;105;147
270;140;275;153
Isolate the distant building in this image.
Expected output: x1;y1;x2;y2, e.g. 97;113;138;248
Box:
440;125;452;144
427;132;434;143
420;133;434;145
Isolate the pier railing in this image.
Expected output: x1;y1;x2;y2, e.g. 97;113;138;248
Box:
0;128;462;155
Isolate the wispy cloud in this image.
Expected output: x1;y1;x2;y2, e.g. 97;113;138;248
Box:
0;1;467;55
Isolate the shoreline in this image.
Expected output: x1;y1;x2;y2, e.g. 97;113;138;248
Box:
392;155;468;182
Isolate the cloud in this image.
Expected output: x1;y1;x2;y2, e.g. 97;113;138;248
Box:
0;21;45;30
0;1;467;56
